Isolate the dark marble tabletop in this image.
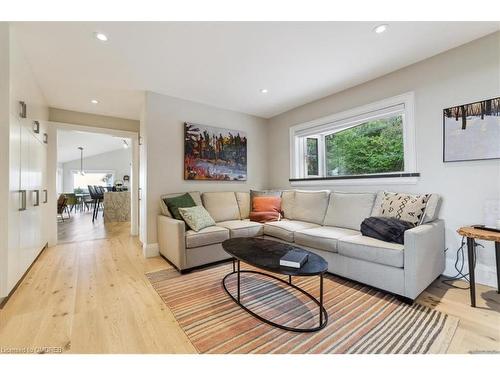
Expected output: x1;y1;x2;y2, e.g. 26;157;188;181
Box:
222;237;328;276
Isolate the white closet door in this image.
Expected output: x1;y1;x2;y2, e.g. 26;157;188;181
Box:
7;117;22;292
28;134;45;264
18;122;34;279
40;140;48;247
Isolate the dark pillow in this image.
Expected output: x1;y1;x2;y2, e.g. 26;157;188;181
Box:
360;217;415;245
250;189;282;200
163;193;196;221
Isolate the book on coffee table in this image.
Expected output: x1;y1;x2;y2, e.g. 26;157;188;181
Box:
280;250;309;268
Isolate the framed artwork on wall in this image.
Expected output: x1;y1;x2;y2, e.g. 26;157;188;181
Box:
443;96;500;162
184;122;247;181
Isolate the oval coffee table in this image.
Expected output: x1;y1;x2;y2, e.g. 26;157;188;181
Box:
221;237;328;332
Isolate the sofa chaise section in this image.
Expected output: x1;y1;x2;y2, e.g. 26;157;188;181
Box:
158;191;263;272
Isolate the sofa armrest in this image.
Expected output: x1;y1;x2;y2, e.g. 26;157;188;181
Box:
403;219;445;299
157;215;186;270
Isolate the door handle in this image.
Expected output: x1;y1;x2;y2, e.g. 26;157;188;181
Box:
138;187;142;201
33;190;40;207
18;190;27;211
43;189;48;203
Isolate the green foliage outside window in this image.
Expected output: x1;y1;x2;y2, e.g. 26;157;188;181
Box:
325;115;404;176
306;138;319;175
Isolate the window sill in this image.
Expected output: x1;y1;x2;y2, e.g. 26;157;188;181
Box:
289;172;420;186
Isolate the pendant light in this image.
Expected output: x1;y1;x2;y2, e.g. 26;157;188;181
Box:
78;146;85;176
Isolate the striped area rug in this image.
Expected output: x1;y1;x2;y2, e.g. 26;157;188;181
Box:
146;263;458;354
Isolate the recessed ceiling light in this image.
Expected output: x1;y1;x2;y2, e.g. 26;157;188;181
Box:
90;99;99;104
260;89;268;94
373;24;388;34
94;32;108;42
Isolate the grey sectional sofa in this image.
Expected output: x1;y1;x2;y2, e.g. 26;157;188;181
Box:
157;190;445;301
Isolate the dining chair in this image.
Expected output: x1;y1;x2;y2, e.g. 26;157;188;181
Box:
64;193;78;213
88;185;100;222
57;194;70;221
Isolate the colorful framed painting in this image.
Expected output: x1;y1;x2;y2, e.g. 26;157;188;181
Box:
443;97;500;162
184;122;247;181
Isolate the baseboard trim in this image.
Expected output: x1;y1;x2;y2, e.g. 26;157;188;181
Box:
143;243;159;258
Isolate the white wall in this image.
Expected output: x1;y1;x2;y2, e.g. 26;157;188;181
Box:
61;147;132;192
267;32;500;288
141;91;268;247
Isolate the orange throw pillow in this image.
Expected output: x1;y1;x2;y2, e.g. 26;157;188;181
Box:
249;211;281;223
252;196;281;212
250;196;282;223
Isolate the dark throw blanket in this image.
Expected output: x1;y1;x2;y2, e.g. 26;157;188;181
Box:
360;216;415;245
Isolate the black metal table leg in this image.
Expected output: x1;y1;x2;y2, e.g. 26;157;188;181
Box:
237;260;240;303
288;275;291;285
319;273;324;326
222;269;328;332
467;237;476;307
495;242;500;294
232;258;235;273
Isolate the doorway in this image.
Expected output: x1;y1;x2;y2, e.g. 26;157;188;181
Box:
46;122;139;246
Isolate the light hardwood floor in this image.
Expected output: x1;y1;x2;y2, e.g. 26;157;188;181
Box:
1;221;196;353
1;222;499;354
57;207;122;244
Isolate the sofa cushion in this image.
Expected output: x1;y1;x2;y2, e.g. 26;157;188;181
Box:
323;192;376;230
371;191;431;226
338;235;404;268
185;226;230;249
292;190;330;224
202;192;241;222
217;220;264;238
421;194;441;223
294;226;360;253
160;191;202;217
281;190;295;219
235;192;251;219
264;219;320;242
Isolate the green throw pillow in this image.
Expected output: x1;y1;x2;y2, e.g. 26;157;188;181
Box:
164;193;196;221
178;206;216;232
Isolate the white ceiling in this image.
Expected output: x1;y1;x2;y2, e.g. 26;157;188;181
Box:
14;22;500;119
57;129;129;163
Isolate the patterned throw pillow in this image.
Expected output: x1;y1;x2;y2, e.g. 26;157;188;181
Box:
178;206;216;232
379;192;430;226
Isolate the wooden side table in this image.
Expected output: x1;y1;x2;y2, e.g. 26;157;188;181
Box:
457;226;500;307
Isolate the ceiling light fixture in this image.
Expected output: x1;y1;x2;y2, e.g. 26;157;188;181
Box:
94;32;108;42
260;89;268;94
78;147;85;176
122;140;129;149
373;24;388;34
90;99;99;104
